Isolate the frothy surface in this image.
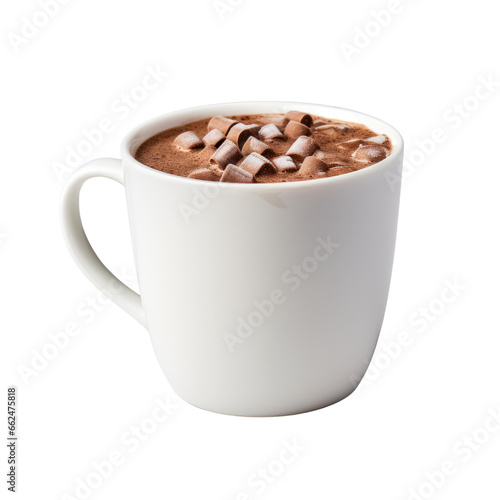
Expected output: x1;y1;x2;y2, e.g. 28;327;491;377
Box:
134;112;393;183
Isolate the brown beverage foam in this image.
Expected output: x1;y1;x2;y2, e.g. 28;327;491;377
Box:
134;112;393;183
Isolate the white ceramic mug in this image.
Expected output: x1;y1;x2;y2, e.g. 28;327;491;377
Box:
61;101;404;416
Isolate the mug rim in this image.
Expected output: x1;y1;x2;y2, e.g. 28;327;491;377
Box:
121;101;404;190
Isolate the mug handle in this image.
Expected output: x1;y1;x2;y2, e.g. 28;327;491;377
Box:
60;158;146;327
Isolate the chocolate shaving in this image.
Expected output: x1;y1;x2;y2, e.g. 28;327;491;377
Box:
244;124;260;136
365;135;389;145
202;129;226;148
299;156;329;175
173;131;203;151
188;168;221;181
240;153;275;176
261;115;289;130
327;166;357;176
353;144;389;163
271;155;298;172
285;111;313;127
284;120;311;140
259;124;285;141
286;135;318;159
220;164;254;183
315;123;351;133
209;140;242;169
242;136;272;156
197;146;217;162
314;150;346;166
208;116;237;135
227;123;254;149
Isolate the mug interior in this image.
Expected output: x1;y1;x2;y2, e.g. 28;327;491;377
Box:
122;101;403;187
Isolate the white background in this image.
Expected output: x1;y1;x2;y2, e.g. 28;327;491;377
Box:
2;0;499;499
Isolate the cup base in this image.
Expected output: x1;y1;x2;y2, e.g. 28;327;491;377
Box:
177;384;359;417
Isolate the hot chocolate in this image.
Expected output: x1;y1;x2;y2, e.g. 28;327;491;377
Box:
134;111;393;183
